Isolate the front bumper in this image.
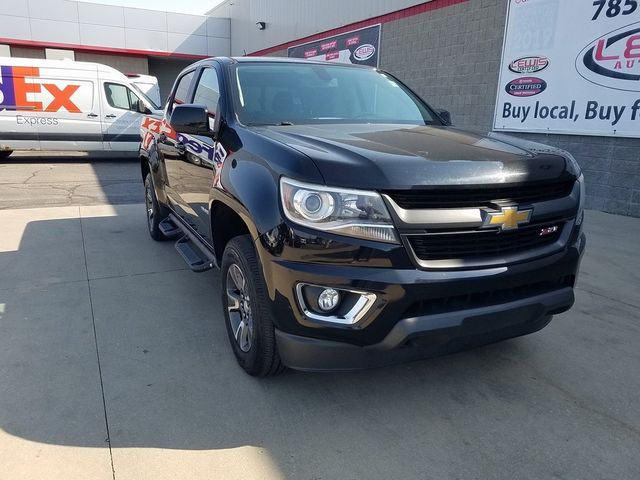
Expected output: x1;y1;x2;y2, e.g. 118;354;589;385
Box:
275;287;571;371
259;224;585;370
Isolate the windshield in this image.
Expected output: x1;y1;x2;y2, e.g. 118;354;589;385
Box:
130;83;161;110
233;63;440;126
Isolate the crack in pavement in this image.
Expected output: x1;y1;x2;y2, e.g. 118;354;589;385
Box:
509;353;640;441
576;285;640;312
79;207;117;480
21;166;54;184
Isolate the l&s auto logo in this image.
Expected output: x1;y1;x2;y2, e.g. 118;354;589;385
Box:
576;21;640;92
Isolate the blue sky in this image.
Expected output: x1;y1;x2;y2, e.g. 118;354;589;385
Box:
80;0;225;15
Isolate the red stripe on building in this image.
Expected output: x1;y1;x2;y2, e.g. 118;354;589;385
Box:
0;37;209;60
248;0;469;56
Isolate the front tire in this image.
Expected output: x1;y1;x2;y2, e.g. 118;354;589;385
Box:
221;235;284;377
0;150;13;160
144;172;168;241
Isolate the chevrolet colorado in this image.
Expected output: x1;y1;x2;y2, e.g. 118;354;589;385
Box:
139;57;585;376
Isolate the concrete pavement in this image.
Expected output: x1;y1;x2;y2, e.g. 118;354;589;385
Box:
0;193;639;478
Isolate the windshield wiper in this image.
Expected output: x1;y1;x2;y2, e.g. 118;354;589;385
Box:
279;121;294;126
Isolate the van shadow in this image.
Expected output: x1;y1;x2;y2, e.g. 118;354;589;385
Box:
0;212;554;478
0;153;141;209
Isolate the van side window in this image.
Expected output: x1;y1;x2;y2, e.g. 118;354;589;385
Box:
193;68;220;115
104;83;141;111
172;71;196;111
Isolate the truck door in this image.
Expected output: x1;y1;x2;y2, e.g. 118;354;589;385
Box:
99;80;146;151
170;66;221;244
159;69;199;229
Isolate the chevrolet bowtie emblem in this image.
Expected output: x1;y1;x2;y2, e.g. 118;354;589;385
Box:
484;206;532;231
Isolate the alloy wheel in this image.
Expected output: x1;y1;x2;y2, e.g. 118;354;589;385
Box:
226;263;254;352
145;181;154;232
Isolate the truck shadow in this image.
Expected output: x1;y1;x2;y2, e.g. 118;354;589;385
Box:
0;210;563;477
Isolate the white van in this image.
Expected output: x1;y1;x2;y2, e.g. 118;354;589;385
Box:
126;73;162;108
0;57;162;158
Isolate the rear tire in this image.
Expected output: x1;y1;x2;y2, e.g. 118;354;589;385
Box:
0;150;12;160
221;235;285;377
144;172;168;241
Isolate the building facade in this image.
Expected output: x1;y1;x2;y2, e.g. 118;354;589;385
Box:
1;0;638;216
209;0;640;218
0;0;230;101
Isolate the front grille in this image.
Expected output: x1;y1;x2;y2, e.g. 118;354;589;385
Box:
408;223;563;261
386;180;575;209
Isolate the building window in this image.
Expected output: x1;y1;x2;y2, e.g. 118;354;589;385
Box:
45;48;75;61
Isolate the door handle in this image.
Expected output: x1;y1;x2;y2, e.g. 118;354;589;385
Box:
105;114;117;119
87;113;98;118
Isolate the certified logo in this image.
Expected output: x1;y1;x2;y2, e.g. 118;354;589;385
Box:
505;77;547;97
353;44;376;61
509;56;549;74
576;21;640;92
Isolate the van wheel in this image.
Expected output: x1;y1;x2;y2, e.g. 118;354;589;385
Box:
144;172;168;241
0;150;12;160
221;235;285;377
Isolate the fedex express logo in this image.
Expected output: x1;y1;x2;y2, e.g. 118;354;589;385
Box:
0;66;82;112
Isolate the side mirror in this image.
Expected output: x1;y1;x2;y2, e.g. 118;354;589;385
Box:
136;99;151;114
436;109;452;126
169;104;211;135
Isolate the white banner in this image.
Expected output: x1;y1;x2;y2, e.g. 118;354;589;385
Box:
494;0;640;138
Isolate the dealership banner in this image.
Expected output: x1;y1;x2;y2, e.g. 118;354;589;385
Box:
288;24;381;67
494;0;640;138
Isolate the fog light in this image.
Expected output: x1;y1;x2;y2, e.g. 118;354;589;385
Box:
296;283;377;325
318;288;340;312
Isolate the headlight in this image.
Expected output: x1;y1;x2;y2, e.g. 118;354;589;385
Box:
576;174;585;226
280;177;399;243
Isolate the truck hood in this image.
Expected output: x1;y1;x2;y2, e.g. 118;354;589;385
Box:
254;124;573;189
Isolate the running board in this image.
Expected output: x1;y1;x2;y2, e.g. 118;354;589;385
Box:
158;217;182;239
175;236;215;272
168;214;216;272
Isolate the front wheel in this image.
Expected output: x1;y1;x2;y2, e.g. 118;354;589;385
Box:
0;150;13;160
144;172;168;241
221;235;284;377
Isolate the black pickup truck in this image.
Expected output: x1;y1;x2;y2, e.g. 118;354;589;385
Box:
139;57;585;376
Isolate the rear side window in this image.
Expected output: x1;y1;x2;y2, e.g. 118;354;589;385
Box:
193;68;220;114
172;71;195;110
104;83;141;111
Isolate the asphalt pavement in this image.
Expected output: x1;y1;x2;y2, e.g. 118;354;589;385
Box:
0;152;141;209
0;156;639;480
